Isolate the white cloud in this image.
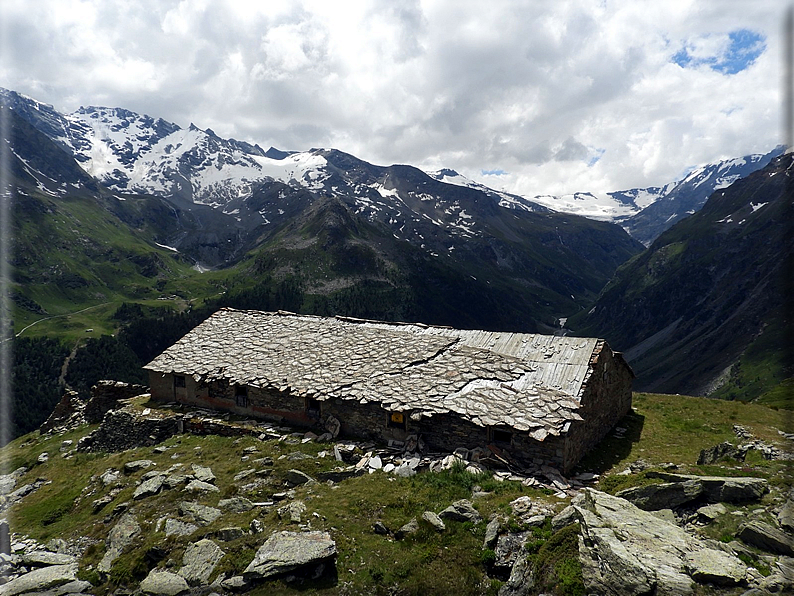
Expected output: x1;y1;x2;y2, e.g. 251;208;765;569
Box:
0;0;784;197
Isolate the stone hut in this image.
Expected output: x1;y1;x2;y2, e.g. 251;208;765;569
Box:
144;308;633;473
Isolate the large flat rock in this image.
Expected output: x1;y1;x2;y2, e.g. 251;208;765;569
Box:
139;570;189;596
646;472;768;503
616;480;703;510
737;521;794;556
0;563;78;596
179;539;225;585
243;530;336;580
572;489;746;595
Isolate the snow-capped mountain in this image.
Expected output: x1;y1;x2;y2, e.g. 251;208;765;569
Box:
522;146;784;244
2;88;644;334
426;168;549;213
1;86;777;250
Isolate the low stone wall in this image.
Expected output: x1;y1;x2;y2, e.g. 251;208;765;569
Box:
79;409;180;452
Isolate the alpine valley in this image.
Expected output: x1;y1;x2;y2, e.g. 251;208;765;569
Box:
1;87;791;440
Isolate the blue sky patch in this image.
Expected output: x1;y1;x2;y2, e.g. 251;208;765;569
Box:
481;169;507;176
673;29;766;75
587;149;606;167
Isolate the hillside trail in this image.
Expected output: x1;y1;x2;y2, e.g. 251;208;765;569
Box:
57;340;81;389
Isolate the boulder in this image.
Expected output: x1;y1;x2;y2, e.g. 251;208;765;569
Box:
285;469;313;486
573;489;746;595
0;563;78;596
422;511;446;532
243;530;336;580
551;506;579;532
778;499;794;532
191;464;216;484
214;527;246;542
179;539;225;585
21;551;77;567
133;475;165;500
218;497;254;513
98;512;139;573
178;501;221;526
737;521;794;556
123;460;155;474
164;519;198;537
183;480;220;493
139;570;189;596
439;499;482;523
483;517;501;549
697;442;740;465
99;469;120;486
494;532;529;574
697;503;728;522
277;500;307;524
373;521;390;535
684;549;747;586
498;553;535;596
616;479;703;510
395;519;419;539
646;472;768;503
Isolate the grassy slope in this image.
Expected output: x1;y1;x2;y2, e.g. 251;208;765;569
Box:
2;393;790;595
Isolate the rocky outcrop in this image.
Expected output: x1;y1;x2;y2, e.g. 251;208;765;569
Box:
39;390;86;434
646;471;768;504
697;441;741;464
737;521;794;556
98;513;139;573
616;479;703;510
0;563;79;596
243;531;336;580
572;489;747;595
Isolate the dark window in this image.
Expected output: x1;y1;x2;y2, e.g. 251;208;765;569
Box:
306;398;321;416
174;375;186;388
388;411;407;430
235;385;248;407
492;428;512;443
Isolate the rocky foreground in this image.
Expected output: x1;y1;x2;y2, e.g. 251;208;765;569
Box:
0;387;792;595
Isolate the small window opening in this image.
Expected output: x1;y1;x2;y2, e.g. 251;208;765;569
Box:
306;398;321;416
235;385;248;407
174;375;186;388
388;411;407;430
492;428;512;443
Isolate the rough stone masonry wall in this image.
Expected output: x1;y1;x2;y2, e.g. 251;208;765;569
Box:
80;409;180;452
150;372;567;468
563;342;633;472
84;380;149;423
149;372;316;426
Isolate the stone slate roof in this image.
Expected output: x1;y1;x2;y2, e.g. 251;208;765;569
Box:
144;309;610;440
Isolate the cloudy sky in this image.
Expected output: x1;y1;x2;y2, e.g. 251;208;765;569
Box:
0;0;786;197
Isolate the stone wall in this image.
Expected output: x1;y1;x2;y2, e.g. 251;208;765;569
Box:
80;409;180;452
146;359;629;474
39;389;85;433
562;342;633;472
85;380;149;424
